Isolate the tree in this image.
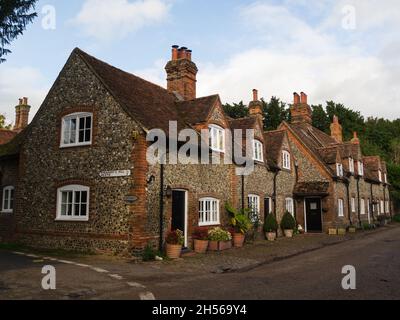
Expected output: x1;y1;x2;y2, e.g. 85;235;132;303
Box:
223;101;249;119
390;138;400;165
0;114;11;129
311;104;329;133
0;0;37;63
263;97;289;131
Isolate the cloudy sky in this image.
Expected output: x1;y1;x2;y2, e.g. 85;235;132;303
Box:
1;0;400;125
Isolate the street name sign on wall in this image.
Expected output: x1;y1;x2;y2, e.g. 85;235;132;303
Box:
100;170;131;178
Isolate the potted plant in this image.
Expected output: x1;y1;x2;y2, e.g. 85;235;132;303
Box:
208;227;232;251
348;225;357;233
280;211;296;238
337;226;346;235
264;213;278;241
225;203;252;248
165;229;184;259
192;227;209;254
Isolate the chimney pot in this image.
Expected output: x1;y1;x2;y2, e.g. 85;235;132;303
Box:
19;98;23;105
172;45;179;60
293;92;300;105
253;89;258;102
22;97;28;105
300;92;307;104
186;49;192;61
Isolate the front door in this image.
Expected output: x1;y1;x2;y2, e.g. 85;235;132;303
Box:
305;198;322;232
172;190;187;247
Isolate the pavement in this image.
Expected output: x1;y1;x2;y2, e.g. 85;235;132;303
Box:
0;223;399;300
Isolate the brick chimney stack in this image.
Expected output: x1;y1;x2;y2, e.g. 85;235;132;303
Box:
290;91;312;124
249;89;263;120
13;97;31;132
351;131;360;144
165;45;198;101
330;115;343;143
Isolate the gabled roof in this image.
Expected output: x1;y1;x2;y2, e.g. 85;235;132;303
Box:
318;145;341;164
176;95;219;125
363;156;383;183
0;129;17;145
0;126;29;159
264;130;286;169
75;48;187;133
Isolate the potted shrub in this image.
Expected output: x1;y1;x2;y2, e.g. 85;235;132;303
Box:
328;227;338;235
348;225;357;233
208;227;232;251
280;211;296;238
337;227;346;235
264;213;278;241
226;203;252;248
165;229;184;259
192;227;209;254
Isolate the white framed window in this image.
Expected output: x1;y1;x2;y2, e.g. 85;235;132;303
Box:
338;199;344;217
56;185;90;221
282;150;291;170
378;170;382;182
199;197;220;226
209;124;225;153
2;186;15;213
285;197;294;216
61;112;93;148
248;194;260;223
384;173;388;184
253;140;264;162
380;200;385;214
385;201;390;213
349;158;354;173
351;197;356;213
360;199;366;215
336;163;344;177
358;161;364;176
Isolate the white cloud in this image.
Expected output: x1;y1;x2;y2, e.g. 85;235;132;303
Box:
72;0;171;41
0;67;48;126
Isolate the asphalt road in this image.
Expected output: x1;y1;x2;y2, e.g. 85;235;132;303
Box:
1;226;399;300
146;226;400;300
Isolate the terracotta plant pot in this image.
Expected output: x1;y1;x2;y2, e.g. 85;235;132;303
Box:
348;227;356;233
328;228;338;235
219;240;232;251
266;232;276;241
284;229;294;238
338;228;346;236
166;243;182;259
233;233;245;248
194;239;209;254
208;240;219;251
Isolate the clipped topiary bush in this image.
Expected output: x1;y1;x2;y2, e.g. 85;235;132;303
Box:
280;211;296;231
264;213;278;233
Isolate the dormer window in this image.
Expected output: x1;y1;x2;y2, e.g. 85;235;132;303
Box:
349;157;354;173
378;170;382;182
61;112;93;148
336;163;344;177
282;150;291;170
209;124;225;153
358;161;364;176
253;140;263;162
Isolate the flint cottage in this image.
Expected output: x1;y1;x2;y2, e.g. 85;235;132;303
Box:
0;46;392;254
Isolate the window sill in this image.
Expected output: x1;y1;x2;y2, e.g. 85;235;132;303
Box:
60;142;92;149
1;210;13;214
55;217;89;222
199;222;220;227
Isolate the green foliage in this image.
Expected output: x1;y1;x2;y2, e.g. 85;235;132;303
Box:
362;222;375;230
263;97;289;131
393;215;400;223
0;0;38;63
166;230;184;245
0;114;10;129
208;227;232;242
263;213;278;233
225;203;252;234
280;211;296;230
223;101;249;119
142;243;157;261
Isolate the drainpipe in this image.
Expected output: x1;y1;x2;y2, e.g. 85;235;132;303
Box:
241;175;245;211
273;170;279;218
346;181;352;226
356;177;361;227
159;163;165;252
